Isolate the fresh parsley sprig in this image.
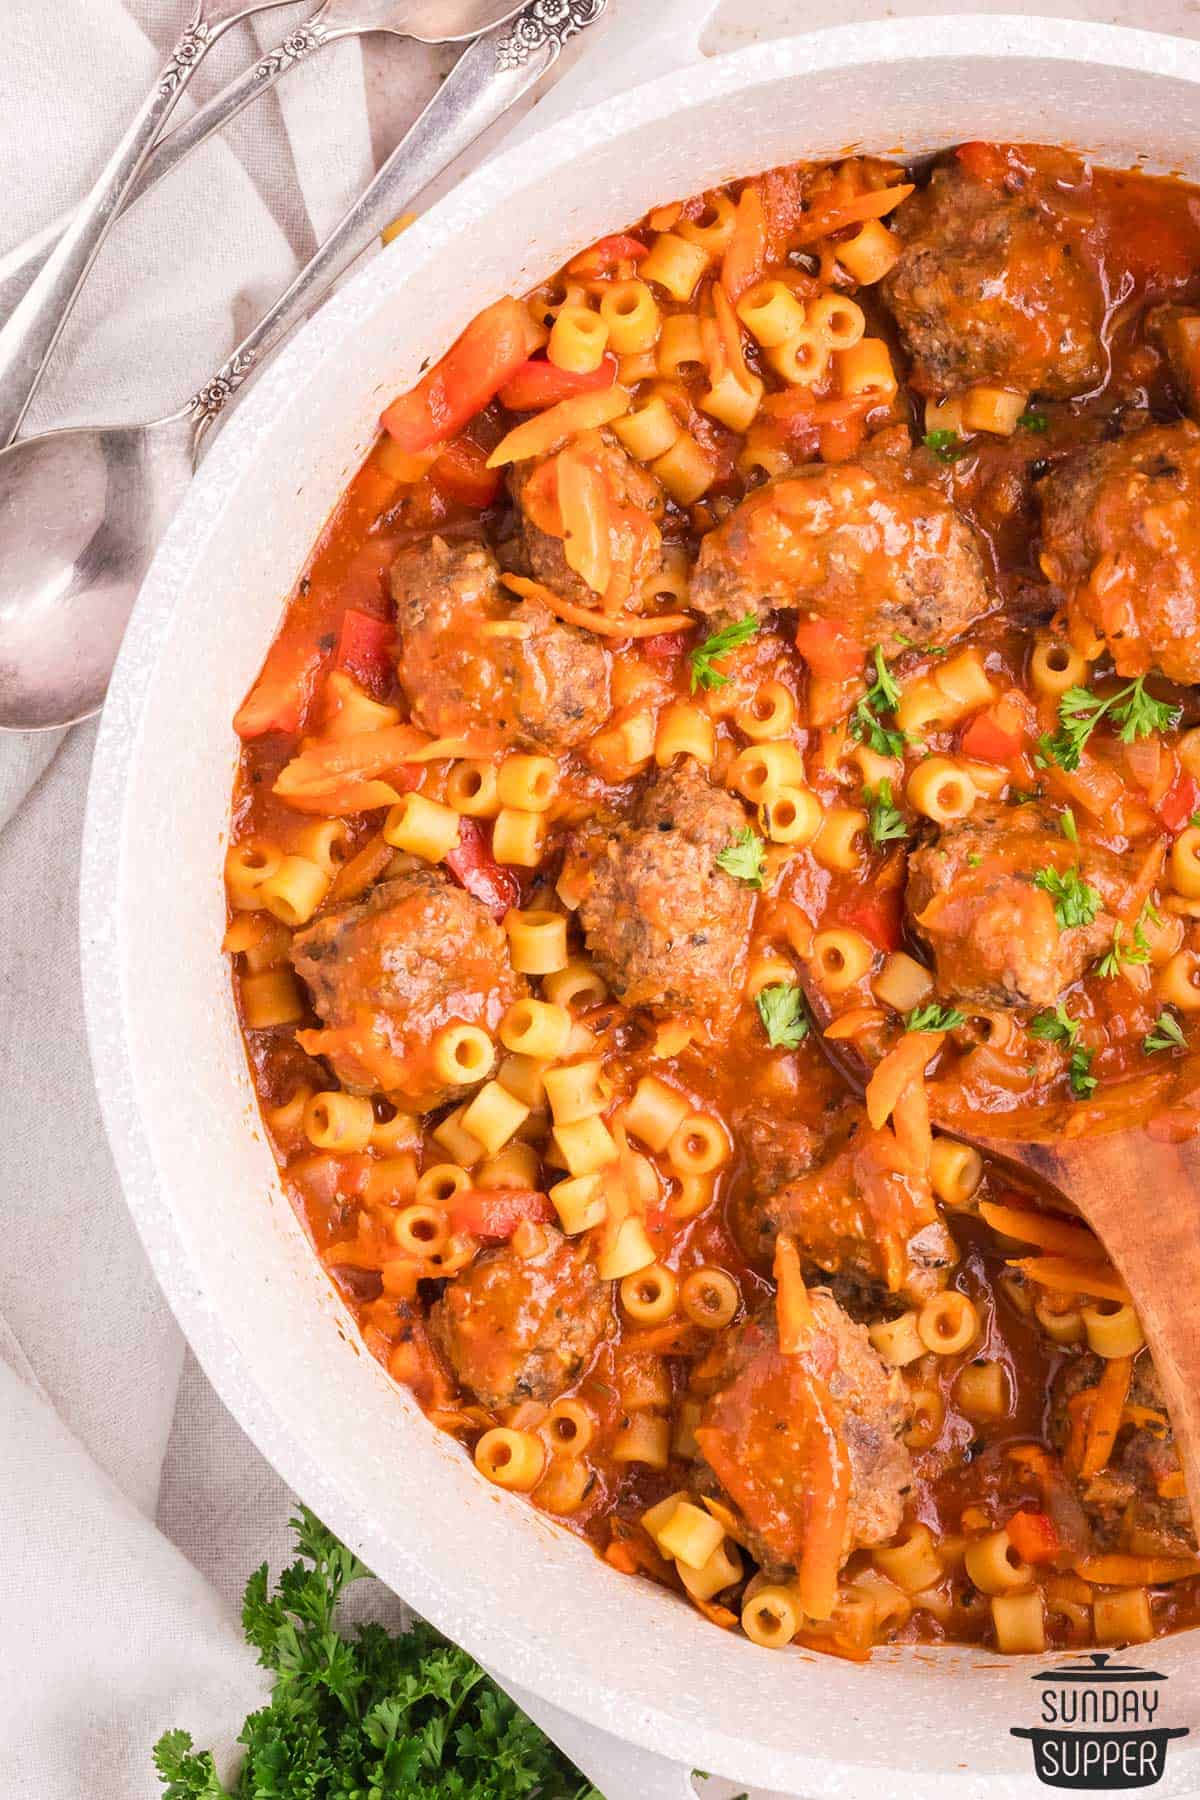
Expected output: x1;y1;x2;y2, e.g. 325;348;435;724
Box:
850;644;907;758
688;611;759;692
905;1002;966;1032
924;428;966;463
756;982;810;1048
715;826;766;888
864;777;909;847
1028;1003;1080;1047
1032;864;1102;931
1068;1044;1098;1099
1094;917;1151;979
1038;676;1180;773
153;1509;599;1800
1144;1010;1187;1055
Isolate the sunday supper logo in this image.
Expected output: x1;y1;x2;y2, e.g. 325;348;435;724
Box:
1011;1652;1188;1789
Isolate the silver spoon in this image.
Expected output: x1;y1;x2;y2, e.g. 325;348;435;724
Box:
0;0;605;733
0;0;297;449
0;0;532;330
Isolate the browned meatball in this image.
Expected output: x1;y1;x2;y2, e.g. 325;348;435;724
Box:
1039;420;1200;683
691;1296;911;1583
734;1108;954;1309
1148;305;1200;420
882;160;1104;399
391;536;610;750
906;801;1127;1011
292;870;525;1108
1049;1351;1196;1556
429;1229;611;1410
688;457;992;655
560;764;755;1024
508;428;665;611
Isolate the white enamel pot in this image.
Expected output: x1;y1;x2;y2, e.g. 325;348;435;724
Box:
82;17;1200;1798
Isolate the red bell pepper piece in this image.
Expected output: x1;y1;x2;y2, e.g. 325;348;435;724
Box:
642;628;691;665
333;608;394;698
794;617;863;682
428;436;503;508
960;709;1023;764
721;182;767;302
380;297;532;453
1160;770;1200;834
498;352;618;413
449;1188;556;1242
844;889;903;952
235;634;322;739
1006;1509;1062;1566
445;817;520;921
568;234;649;275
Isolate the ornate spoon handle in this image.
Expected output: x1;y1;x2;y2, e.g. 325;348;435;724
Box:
0;1;288;447
187;0;606;454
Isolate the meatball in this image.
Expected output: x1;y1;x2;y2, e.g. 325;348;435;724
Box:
1148;305;1200;421
881;160;1104;399
429;1228;611;1410
1049;1351;1195;1557
391;536;610;750
1039;420;1200;683
691;1296;912;1583
291;870;526;1108
906;801;1126;1011
688;457;992;655
559;764;755;1024
735;1110;954;1308
508;428;665;611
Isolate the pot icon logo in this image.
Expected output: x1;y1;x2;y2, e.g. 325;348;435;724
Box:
1011;1652;1188;1789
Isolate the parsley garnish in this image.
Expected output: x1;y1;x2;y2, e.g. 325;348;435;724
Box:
1029;1004;1080;1047
152;1509;598;1800
756;982;810;1048
1060;806;1078;843
1032;864;1102;931
715;826;766;888
924;428;966;462
850;645;907;758
1068;1045;1098;1098
1191;810;1200;830
1094;917;1151;978
864;777;909;846
1038;677;1180;772
688;610;759;692
967;851;983;868
1144;1010;1187;1054
906;1002;966;1032
866;643;902;713
1018;410;1048;433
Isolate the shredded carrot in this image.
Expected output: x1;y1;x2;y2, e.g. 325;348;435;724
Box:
720;182;767;300
1064;1390;1094;1477
824;1006;887;1040
792;182;914;245
710;280;756;389
891;1075;932;1171
486;386;631;467
326;831;393;905
1079;1354;1133;1478
274;723;431;800
688;1594;739;1631
1008;1255;1130;1304
865;1030;944;1129
501;573;689;638
555;445;613;602
624;1321;695;1354
774;1232;814;1352
605;1541;640;1576
1076;1553;1200;1585
796;1379;851;1622
1118;837;1167;924
1124;1404;1170;1434
979;1200;1104;1261
795;1627;872;1664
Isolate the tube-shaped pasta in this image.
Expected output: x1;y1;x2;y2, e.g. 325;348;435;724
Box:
811;805;866;872
874;1524;943;1594
658;1499;725;1569
990;1592;1045;1654
542;959;608;1011
838;338;898;400
1082;1300;1145;1358
655;701;715;767
1170;826;1200;898
701;366;764;433
445;759;501;818
727;741;807;803
432;1106;485;1166
836;218;901;285
497;755;559;814
808;293;866;350
1035;1296;1083;1344
1093;1588;1153;1648
868;1310;925;1367
544;1058;607;1126
492;807;544;868
679;1267;739;1330
460;1079;530;1156
260;854;329;927
896;676;953;736
762;785;822;846
597;1215;657;1281
656;313;706;377
499;997;572;1060
504;909;569;976
741;1585;801;1649
934;648;998;714
600;280;661;355
735;681;797;742
918;1291;979;1356
304;1090;374;1153
430;1023;495;1087
476;1141;541;1191
415;1162;472;1205
904;1386;945;1450
1030;637;1088;698
651;433;716;505
474;1426;545;1492
962;385;1027;437
667;1113;729;1176
907;757;977;824
811;928;874;995
622;1357;672;1411
873;951;935;1015
620;1263;678;1325
554;1113;618;1178
768;329;830;388
383;794;460;863
929;1137;983;1208
225;840;283;910
956;1361;1010;1421
675;191;737;257
613;394;680;462
679;1538;744;1601
736;279;807;348
545;1397;595;1458
240;968;304;1028
1179;726;1200;780
294;818;349;876
964;1529;1034;1595
745;952;798;998
1158;950;1200;1011
548;304;608;374
623;1075;691;1151
612;1410;671;1469
639;231;709;302
548;1171;607;1235
392;1203;451;1260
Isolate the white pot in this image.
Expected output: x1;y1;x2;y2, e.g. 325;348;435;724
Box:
82;17;1200;1798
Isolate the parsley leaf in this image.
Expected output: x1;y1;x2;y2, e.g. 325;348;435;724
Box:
924;428;966;462
715;826;766;888
688;610;759;692
850;701;907;759
1144;1010;1187;1054
756;982;810;1048
1032;864;1102;931
1094;917;1151;978
153;1510;600;1800
1060;806;1078;843
1068;1045;1098;1099
1018;409;1048;433
1028;1003;1081;1047
1192;811;1200;830
906;1002;966;1032
864;777;909;846
967;851;983;868
866;643;902;713
1040;676;1180;772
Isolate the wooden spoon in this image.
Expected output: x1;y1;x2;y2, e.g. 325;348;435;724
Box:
797;967;1200;1527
